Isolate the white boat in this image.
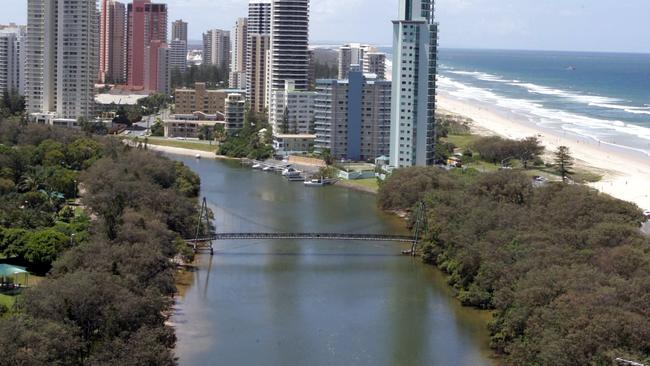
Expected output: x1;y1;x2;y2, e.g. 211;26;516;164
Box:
282;167;299;176
195;154;201;159
262;166;273;172
252;163;262;169
304;179;324;187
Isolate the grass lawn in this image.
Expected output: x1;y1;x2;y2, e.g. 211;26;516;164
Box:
0;294;15;310
129;137;218;153
445;134;479;150
342;178;379;192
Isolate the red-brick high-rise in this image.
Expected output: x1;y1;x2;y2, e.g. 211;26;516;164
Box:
126;0;167;88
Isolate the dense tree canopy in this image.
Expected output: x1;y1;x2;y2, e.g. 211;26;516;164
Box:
0;120;202;365
379;167;650;365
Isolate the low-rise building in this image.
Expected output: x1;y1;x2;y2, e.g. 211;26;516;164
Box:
314;66;391;162
174;82;244;115
273;133;315;156
163;119;225;139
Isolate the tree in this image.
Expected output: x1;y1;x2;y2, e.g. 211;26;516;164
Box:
554;146;574;182
321;148;333;166
150;120;164;137
517;137;544;169
23;229;70;268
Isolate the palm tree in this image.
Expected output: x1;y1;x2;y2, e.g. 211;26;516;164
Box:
18;171;43;192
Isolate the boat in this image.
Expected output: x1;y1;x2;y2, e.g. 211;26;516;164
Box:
262;166;273;172
401;249;414;255
304;179;324;187
252;163;262;169
195;154;201;159
566;65;576;71
282;167;298;176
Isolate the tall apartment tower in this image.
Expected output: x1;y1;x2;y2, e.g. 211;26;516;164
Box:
99;0;126;84
26;0;99;119
172;19;188;42
389;0;438;167
203;29;230;70
364;52;387;80
315;66;392;161
0;24;26;95
269;0;310;92
127;0;167;88
170;19;188;71
169;39;188;71
246;0;271;113
338;43;387;80
229;18;248;89
144;40;169;94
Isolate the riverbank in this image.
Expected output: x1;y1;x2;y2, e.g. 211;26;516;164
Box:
438;94;650;210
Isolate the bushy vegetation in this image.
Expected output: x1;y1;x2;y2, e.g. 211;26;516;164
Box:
0;120;201;365
379;167;650;365
471;136;544;168
217;110;273;160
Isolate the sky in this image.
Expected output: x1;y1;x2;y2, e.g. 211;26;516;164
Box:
3;0;650;53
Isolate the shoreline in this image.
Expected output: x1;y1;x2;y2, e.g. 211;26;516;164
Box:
438;94;650;210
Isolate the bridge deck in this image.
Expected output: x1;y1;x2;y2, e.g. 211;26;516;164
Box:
187;233;415;243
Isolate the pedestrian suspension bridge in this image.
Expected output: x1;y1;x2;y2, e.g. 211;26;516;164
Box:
186;198;428;256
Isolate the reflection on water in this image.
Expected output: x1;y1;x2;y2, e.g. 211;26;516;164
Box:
170;156;494;366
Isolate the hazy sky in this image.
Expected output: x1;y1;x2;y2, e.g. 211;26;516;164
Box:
3;0;649;53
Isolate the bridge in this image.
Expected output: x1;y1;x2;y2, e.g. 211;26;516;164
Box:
188;198;427;256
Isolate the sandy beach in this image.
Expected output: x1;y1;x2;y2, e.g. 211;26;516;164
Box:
438;94;650;211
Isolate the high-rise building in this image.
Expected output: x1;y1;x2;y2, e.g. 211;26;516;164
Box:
169;39;188;71
26;0;99;119
389;0;438;167
127;0;167;88
170;19;188;72
269;80;318;135
224;93;246;130
203;29;230;70
172;19;188;42
338;43;387;80
144;40;169;94
315;66;392;161
0;24;26;95
246;0;271;113
269;0;310;92
99;0;126;84
248;0;272;34
364;52;387;80
247;34;270;113
229;18;248;89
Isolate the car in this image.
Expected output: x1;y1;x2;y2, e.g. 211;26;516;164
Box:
644;210;650;219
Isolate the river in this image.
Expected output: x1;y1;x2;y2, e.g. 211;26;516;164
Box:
170;156;495;366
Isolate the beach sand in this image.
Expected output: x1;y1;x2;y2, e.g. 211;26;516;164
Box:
438;94;650;211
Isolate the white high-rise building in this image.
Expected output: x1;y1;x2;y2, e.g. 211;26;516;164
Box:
203;29;231;70
338;43;387;81
229;17;248;89
389;0;438;167
269;0;310;92
269;80;318;135
246;0;271;113
26;0;99;119
0;24;26;95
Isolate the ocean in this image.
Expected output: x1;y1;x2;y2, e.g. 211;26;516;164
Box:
434;49;650;157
